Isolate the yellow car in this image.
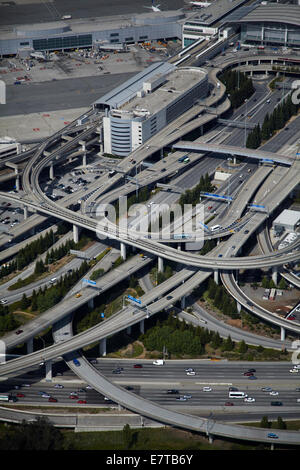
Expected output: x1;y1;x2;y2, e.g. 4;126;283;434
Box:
75;293;82;298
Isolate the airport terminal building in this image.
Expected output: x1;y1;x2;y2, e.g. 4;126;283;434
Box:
0;10;185;56
237;4;300;48
97;62;208;156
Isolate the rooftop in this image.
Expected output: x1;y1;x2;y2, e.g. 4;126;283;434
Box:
184;0;248;27
236;4;300;28
117;67;207;118
273;209;300;226
94;61;176;109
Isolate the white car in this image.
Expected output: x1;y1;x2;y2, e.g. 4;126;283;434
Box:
270;391;279;396
54;384;64;389
244;397;255;403
185;368;194;372
186;371;196;376
290;369;299;373
41;393;50;398
203;387;212;392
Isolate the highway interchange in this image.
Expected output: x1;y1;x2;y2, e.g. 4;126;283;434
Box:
0;34;299;445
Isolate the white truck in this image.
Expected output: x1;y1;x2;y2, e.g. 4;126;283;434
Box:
153;360;165;366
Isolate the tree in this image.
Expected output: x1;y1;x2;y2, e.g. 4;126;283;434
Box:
275;416;286;430
122;424;133;449
20;293;30;310
260;415;270;429
1;417;64;450
238;340;248;354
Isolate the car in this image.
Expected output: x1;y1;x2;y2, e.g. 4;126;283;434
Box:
176;396;187;401
290;369;299;373
183;394;192;399
271;401;283;406
267;433;278;439
244;397;255;403
133;364;143;368
185;368;194;372
22;384;31;387
54;384;64;389
48;397;57;403
186;371;196;376
225;402;234;406
248;369;256;373
295;388;300;392
270;391;279;396
77;400;87;404
125;386;134;391
287;315;296;320
0;299;7;304
75;293;82;298
16;393;25;398
262;387;272;392
85;385;93;390
15;329;23;335
112;369;121;374
229;387;239;392
243;371;253;376
248;375;257;380
203;387;212;392
167;389;179;394
73;359;80;367
166;296;173;300
244;230;249;234
41;393;50;398
77;389;85;393
69;394;79;399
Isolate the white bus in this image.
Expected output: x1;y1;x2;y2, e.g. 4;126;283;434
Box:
228;391;248;399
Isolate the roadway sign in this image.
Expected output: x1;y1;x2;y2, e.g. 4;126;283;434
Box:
127;295;142;305
248;203;268;213
83;279;97;286
201;192;233;202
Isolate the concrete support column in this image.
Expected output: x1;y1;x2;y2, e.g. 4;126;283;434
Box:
126;326;132;335
88;298;94;310
177;243;181;251
100;338;106;357
208;434;214;444
82;152;87;167
49;162;54;180
181;296;186;310
45;360;52;382
280;326;285;342
120;242;126;261
236;301;241;313
200;125;203;136
140;319;145;334
73;224;79;244
214;269;219;285
23;205;28;220
158;256;164;273
160;147;164;159
272;267;278;286
26;337;33;355
15;175;20;192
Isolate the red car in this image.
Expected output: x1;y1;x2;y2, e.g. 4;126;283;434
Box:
69;394;78;399
287;316;296;320
16;393;25;398
243;372;253;376
225;402;234;406
77;400;86;404
48;397;57;403
133;364;143;368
